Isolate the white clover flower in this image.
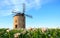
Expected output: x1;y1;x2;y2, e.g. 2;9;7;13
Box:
41;27;47;33
48;34;51;37
14;33;21;38
33;28;36;31
22;30;27;34
6;29;10;32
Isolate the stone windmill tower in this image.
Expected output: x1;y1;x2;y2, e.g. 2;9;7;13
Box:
12;3;32;29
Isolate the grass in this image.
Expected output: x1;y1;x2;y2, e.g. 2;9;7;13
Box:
0;28;60;38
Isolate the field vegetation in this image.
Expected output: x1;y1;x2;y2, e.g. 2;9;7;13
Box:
0;28;60;38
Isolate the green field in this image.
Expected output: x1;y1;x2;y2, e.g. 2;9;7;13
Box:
0;28;60;38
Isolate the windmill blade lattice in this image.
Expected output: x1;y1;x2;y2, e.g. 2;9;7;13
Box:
25;14;32;18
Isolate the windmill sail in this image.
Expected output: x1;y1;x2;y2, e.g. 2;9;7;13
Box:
25;14;32;18
23;3;25;13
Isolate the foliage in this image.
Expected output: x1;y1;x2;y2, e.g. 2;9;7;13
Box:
0;28;60;38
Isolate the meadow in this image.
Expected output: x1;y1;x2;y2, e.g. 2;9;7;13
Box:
0;28;60;38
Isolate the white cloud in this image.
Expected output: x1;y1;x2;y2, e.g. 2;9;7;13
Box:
0;0;56;16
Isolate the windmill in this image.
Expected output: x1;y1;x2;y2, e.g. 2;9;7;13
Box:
12;3;32;29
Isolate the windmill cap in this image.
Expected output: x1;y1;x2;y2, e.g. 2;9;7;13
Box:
14;13;24;17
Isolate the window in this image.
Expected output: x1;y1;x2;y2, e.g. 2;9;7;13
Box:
15;20;17;23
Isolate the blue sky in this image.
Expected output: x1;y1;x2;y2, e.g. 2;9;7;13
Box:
0;0;60;29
